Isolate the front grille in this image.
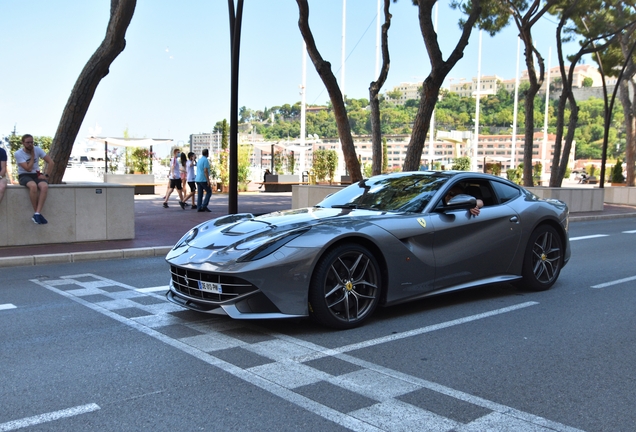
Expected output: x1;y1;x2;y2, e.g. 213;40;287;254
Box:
170;265;258;303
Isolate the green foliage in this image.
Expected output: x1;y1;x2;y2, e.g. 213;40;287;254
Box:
326;150;338;183
238;144;252;190
386;89;402;100
362;162;373;178
582;77;594;87
130;147;151;174
313;149;338;183
273;151;285;174
227;88;626;166
533;162;542;184
382;137;388;173
219;119;229;186
506;168;521;184
484;162;502;176
288;151;296;175
610;159;625;183
451;156;471;171
312;149;329;182
221;119;229;150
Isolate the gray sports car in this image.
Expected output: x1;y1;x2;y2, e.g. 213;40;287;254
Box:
166;171;570;329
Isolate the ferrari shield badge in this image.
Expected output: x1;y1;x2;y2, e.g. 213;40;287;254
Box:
417;218;427;228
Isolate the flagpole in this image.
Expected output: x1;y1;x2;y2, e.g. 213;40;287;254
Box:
472;30;482;172
511;38;520;169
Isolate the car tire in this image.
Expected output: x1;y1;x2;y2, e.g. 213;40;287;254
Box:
308;244;381;329
521;225;563;291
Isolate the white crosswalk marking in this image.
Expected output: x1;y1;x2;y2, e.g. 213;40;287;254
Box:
31;274;585;432
0;403;100;431
570;234;609;241
0;304;17;311
592;275;636;289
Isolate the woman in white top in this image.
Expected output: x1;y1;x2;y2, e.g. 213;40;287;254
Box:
182;152;198;209
163;148;186;209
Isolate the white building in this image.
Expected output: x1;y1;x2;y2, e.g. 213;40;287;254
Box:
385;82;422;105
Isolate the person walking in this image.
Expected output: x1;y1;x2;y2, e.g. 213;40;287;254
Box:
182;152;197;209
0;145;8;205
195;149;212;212
163;148;186;209
179;151;187;191
14;134;55;224
259;168;271;189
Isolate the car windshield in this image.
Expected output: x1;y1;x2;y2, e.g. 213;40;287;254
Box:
317;172;450;213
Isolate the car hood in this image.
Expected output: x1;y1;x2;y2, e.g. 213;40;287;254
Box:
167;207;386;263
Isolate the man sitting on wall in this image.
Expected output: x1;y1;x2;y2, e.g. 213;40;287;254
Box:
14;134;55;224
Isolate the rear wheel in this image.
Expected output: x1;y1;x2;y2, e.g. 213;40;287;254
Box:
308;244;381;329
521;225;563;291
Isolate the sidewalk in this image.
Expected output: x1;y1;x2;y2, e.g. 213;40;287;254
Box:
0;192;292;266
0;190;634;267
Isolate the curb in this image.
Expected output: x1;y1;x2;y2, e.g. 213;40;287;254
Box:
569;212;636;222
0;246;173;268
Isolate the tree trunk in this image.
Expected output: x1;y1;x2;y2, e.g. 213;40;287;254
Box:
402;0;481;172
369;0;392;176
550;10;582;188
509;0;560;186
296;0;361;182
520;35;544;186
48;0;137;184
619;80;636;186
403;79;441;170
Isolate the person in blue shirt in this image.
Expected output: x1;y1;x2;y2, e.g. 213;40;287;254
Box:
195;149;212;212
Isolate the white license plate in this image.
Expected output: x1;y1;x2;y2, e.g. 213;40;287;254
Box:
198;281;222;294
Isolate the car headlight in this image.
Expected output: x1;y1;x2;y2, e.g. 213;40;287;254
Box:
173;227;199;249
237;228;309;262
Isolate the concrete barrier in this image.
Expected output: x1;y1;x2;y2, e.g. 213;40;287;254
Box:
526;187;605;212
0;184;135;247
104;173;158;194
603;186;636;206
292;185;344;209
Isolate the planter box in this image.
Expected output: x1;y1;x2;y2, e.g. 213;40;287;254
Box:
104;173;157;194
603;186;636;206
0;184;135;247
264;174;300;192
292;185;345;209
526;187;604;212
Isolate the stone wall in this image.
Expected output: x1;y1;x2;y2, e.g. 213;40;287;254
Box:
526;187;605;212
603;186;636;206
0;184;135;247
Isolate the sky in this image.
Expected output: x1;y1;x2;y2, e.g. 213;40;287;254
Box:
0;0;584;158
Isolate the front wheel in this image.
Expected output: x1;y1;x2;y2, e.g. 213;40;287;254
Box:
308;244;381;329
521;225;563;291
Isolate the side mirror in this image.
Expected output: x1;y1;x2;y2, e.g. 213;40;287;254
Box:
438;194;477;212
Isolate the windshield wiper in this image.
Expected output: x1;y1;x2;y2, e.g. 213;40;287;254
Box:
331;204;358;209
330;204;379;210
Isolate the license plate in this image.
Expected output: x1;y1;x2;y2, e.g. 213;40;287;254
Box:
198;281;222;294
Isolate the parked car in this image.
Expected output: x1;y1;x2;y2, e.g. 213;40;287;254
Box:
166;171;570;329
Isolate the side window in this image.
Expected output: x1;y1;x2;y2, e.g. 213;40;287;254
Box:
463;180;495;207
491;181;521;204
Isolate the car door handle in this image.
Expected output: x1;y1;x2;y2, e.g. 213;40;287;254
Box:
509;216;519;223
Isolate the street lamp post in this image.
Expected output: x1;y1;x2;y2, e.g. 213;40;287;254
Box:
227;0;244;214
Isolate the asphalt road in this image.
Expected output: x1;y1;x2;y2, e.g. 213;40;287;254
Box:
1;217;635;431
